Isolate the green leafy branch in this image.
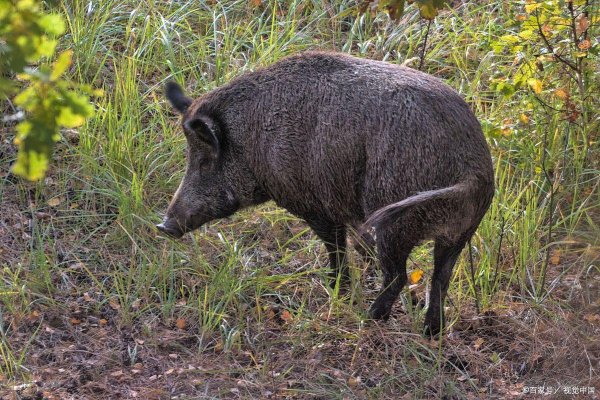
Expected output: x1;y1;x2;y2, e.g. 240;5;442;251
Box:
1;0;97;180
360;0;448;20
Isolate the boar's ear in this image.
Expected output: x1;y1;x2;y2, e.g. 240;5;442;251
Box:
184;116;221;156
165;81;192;113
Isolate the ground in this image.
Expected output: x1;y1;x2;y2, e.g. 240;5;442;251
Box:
1;140;598;398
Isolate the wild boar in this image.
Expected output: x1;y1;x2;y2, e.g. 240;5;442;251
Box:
157;51;494;335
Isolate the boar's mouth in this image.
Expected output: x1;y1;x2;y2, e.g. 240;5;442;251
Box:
156;219;187;239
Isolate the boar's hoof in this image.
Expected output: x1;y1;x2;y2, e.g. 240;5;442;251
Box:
156;222;184;239
367;303;392;321
423;318;444;338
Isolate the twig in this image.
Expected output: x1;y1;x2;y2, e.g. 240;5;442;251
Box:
535;10;578;72
418;19;432;71
468;238;481;315
492;216;505;292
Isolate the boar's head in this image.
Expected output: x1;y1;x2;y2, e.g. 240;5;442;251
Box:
156;82;247;238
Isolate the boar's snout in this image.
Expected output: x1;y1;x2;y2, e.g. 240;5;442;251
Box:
156;219;185;239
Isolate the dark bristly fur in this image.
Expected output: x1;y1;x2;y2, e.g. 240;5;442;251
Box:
157;51;495;336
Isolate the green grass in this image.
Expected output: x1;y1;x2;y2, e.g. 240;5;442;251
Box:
1;0;598;398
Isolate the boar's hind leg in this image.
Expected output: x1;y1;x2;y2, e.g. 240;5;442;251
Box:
423;236;471;336
368;230;415;320
306;219;349;287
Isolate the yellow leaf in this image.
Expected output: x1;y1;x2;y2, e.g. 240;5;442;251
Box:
524;3;541;13
527;78;543;94
409;269;424;284
57;106;86;128
518;30;535;40
50;50;72;81
519;114;530;124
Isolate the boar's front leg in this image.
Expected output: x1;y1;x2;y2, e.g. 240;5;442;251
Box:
306;219;349;287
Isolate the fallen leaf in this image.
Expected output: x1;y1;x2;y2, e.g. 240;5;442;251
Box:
109;298;120;310
281;310;293;323
27;310;41;322
47;196;64;207
549;250;561;265
131;298;141;309
583;314;600;323
409;269;424;284
347;376;361;387
70;318;81;325
35;212;51;220
175;318;186;330
99;319;108;326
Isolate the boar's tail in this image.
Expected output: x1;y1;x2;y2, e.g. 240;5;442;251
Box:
362;180;474;230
